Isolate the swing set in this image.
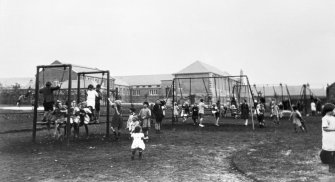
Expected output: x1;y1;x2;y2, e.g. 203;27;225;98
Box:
172;75;257;125
32;64;111;144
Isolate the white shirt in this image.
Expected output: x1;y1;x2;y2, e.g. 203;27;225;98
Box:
86;90;98;109
198;102;206;114
322;115;335;151
311;102;316;111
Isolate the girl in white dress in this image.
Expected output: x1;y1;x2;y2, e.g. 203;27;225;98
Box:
131;126;145;160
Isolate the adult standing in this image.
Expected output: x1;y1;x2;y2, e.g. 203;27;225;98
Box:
241;99;249;126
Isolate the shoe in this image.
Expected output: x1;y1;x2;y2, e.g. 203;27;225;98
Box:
199;124;204;127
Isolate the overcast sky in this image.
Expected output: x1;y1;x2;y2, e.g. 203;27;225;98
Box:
0;0;334;87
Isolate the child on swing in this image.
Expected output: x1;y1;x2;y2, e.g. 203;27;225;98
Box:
86;84;98;122
39;81;60;130
131;125;145;160
52;100;68;139
139;101;151;141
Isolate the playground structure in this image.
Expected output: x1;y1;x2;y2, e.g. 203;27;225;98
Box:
32;64;111;144
172;75;255;106
171;75;257;122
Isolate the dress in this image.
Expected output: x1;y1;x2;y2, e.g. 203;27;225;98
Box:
290;111;302;127
153;104;164;123
240;103;249;119
131;133;145;150
86;90;98;109
111;105;123;129
139;108;151;128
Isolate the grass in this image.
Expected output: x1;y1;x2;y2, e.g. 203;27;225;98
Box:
0;107;335;181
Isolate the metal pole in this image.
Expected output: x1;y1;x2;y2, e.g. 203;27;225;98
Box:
246;76;256;130
172;79;175;124
67;66;72;145
77;74;81;103
32;67;40;142
106;71;110;137
303;84;307;116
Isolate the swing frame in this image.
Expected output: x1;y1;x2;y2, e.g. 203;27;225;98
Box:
77;71;111;137
33;64;73;144
172;75;257;129
33;64;111;144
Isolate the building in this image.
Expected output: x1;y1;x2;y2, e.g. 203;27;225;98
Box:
327;83;335;102
173;61;240;104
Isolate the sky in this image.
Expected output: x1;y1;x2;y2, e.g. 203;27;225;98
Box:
0;0;334;88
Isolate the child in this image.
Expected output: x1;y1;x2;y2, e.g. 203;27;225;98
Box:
95;84;102;123
181;102;190;122
139;101;151;141
289;105;306;133
126;107;136;130
271;101;280;125
211;103;220;126
52;100;68;139
153;100;164;133
39;81;60;130
86;84;98;122
69;100;81;138
198;99;207;127
256;100;265;128
108;98;123;140
320;103;335;164
240;100;249;126
16;95;25;107
191;104;199;125
131;126;145;160
78;101;92;138
173;102;179;122
129;116;140;135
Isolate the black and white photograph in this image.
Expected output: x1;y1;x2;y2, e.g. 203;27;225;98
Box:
0;0;335;181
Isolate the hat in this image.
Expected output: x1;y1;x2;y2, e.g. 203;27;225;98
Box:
46;81;52;86
322;103;335;116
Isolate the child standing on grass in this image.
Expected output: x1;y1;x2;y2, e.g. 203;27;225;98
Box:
139;101;151;141
191;104;199;125
153;100;164;133
129;116;140;138
108;98;123;140
131;126;145;160
211;103;220;126
198;99;207;127
289;105;306;133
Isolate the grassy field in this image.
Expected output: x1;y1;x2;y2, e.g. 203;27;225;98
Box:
0;107;335;181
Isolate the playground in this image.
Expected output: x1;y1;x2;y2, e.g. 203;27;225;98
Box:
0;105;334;182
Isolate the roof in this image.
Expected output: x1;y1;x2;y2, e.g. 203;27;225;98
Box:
174;61;230;76
113;74;173;86
50;60;104;78
251;85;326;97
0;77;34;89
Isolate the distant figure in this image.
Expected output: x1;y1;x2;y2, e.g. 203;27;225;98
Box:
191;104;199;126
289;105;306;133
256;100;265;128
16;95;25;107
240;99;249;126
198;99;208;127
211;103;220;126
270;100;280;125
173;102;179;122
95;84;102;123
311;101;316;116
153;99;164;134
39;81;60;128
